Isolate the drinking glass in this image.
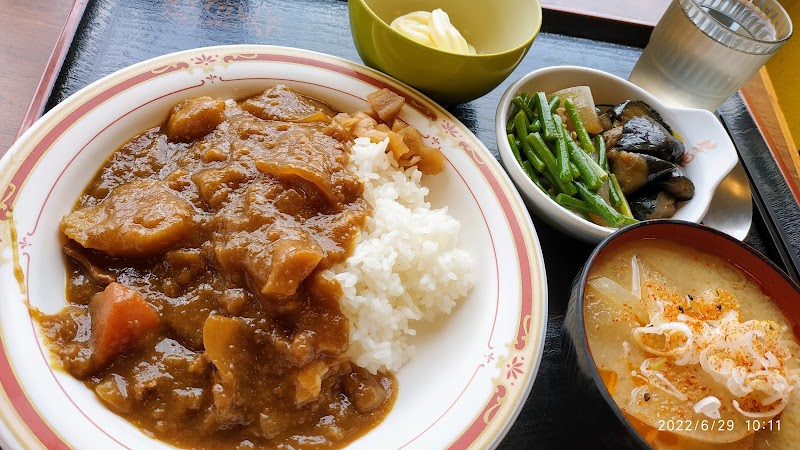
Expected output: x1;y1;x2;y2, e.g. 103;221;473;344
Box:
629;0;792;111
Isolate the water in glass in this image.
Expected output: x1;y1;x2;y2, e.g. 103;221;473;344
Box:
629;0;791;111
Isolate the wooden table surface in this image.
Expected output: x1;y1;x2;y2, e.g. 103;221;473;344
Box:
0;0;78;153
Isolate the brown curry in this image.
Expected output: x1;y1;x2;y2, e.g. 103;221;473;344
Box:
35;85;443;449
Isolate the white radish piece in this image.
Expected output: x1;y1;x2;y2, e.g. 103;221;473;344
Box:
587;276;647;324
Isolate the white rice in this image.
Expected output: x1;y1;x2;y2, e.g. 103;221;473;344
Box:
327;137;474;374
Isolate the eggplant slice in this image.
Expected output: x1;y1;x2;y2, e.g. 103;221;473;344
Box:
607;150;676;194
611;100;672;133
597;107;614;132
659;172;695;202
602;126;623;150
596;100;696;222
618;116;685;164
628;189;677;221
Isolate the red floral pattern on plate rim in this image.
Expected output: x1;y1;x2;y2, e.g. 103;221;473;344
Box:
0;50;541;449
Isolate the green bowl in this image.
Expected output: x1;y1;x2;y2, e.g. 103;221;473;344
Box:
349;0;542;105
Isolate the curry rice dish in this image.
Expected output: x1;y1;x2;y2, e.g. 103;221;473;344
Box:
33;85;473;449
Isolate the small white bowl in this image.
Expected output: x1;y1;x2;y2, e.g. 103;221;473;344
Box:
495;66;739;243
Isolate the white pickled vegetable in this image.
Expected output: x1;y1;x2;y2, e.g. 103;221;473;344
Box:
390;12;436;48
390;9;476;55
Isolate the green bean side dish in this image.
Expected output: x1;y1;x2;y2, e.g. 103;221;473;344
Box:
506;92;636;228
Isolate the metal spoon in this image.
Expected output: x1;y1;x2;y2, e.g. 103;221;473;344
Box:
702;161;752;240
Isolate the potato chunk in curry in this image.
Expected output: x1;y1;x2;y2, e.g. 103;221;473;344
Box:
162;96;226;143
60;179;196;257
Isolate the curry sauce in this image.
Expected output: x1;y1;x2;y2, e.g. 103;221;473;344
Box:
33;85;429;449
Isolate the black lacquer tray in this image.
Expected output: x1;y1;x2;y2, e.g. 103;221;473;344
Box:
41;1;800;447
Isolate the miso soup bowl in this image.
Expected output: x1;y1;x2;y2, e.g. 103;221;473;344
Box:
562;220;800;448
496;66;739;243
348;0;542;105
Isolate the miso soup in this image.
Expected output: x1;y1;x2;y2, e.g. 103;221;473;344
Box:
584;240;800;449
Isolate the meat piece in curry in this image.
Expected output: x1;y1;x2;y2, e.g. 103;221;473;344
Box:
34;85;442;449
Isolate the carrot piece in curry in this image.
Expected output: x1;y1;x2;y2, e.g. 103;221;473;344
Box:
89;282;160;371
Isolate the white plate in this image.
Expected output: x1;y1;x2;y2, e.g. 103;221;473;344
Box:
0;46;547;449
